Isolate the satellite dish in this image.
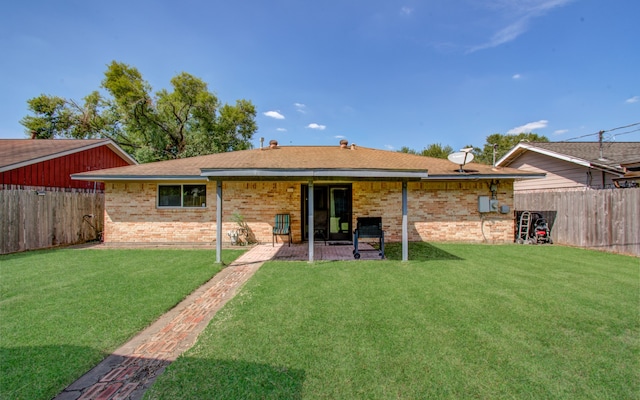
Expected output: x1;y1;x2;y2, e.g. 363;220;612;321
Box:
447;149;474;172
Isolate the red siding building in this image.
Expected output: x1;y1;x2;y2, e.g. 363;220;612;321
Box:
0;139;136;190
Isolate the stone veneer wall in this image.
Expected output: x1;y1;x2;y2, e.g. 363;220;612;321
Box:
104;180;514;244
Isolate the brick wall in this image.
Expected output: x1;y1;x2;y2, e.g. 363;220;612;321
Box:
353;181;514;243
104;181;301;244
104;180;514;244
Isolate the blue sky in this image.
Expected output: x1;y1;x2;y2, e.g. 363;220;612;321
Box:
1;0;638;151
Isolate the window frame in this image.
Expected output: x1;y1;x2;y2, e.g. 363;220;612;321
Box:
157;184;207;208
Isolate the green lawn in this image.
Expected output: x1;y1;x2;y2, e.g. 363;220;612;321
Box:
0;248;244;400
146;244;639;399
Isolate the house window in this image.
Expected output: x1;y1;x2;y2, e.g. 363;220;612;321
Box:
158;184;206;208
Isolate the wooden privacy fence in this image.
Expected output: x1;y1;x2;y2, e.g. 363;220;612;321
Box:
0;187;104;254
514;188;640;256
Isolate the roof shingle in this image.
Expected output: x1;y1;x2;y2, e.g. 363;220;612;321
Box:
0;139;136;170
498;141;640;171
72;145;538;181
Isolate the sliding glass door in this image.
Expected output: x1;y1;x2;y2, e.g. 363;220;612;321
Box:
302;184;352;242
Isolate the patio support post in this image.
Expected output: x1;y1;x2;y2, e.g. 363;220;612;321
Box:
216;180;223;264
402;180;408;262
308;180;314;262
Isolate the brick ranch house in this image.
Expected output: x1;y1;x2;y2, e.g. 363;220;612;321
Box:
72;140;543;261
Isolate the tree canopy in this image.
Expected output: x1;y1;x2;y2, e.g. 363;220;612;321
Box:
399;132;549;165
20;61;257;163
397;143;454;159
472;132;549;165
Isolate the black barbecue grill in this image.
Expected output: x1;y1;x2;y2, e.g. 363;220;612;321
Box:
353;217;384;259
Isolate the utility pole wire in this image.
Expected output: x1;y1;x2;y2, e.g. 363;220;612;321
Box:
562;122;640;142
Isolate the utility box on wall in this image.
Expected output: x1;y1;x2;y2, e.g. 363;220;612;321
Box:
478;196;499;213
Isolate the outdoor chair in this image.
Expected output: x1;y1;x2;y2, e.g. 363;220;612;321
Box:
314;210;328;245
273;213;292;246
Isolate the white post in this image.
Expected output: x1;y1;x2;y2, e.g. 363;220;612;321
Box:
308;181;314;262
402;180;408;262
216;180;223;264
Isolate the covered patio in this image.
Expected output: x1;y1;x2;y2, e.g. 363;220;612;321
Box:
269;242;383;261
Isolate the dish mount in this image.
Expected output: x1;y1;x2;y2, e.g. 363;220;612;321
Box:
447;148;475;172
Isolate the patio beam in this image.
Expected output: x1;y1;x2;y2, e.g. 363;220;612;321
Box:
216;180;222;264
200;168;428;180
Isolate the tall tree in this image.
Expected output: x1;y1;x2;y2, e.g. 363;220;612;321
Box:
473;132;549;165
20;95;73;139
397;143;454;159
20;61;257;163
422;143;454;159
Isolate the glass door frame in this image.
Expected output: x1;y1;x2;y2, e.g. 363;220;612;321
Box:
301;184;352;242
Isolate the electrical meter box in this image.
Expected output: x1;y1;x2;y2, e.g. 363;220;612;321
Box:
478;196;499;213
478;196;490;212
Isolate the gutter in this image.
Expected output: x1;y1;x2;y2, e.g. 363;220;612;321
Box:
426;173;546;180
71;174;208;182
199;168;429;180
1;139;137;173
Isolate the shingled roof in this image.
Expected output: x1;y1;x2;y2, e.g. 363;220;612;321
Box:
72;142;540;182
497;141;640;173
0;138;137;171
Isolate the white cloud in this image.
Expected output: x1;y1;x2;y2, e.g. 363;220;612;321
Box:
468;0;573;53
400;6;413;16
263;110;285;119
512;73;522;79
334;135;346;139
307;123;326;130
507;119;548;134
294;103;307;113
469;17;529;53
626;96;639;104
554;129;569;135
276;128;287;132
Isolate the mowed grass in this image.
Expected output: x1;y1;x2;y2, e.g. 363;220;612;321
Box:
147;244;639;399
0;248;244;400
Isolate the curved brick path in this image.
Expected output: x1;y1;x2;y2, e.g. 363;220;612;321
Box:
54;245;281;400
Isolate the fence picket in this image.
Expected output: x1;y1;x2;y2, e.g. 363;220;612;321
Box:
0;188;104;254
515;188;639;256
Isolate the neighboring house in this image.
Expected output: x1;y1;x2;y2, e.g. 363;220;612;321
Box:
0;138;137;254
496;141;640;191
618;160;640;186
72;140;541;260
0;138;137;191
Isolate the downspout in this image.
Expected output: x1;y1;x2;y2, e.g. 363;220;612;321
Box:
216;180;223;264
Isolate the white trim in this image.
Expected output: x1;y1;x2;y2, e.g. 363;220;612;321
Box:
425;173;545;180
157;183;208;209
72;175;208;181
200;168;429;179
0;139;137;173
497;143;625;176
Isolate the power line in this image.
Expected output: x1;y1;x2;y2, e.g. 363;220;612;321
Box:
611;127;640;137
562;132;600;141
603;122;640;133
562;122;640;142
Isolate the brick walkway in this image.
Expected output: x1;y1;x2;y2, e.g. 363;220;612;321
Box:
54;245;281;400
54;242;379;400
